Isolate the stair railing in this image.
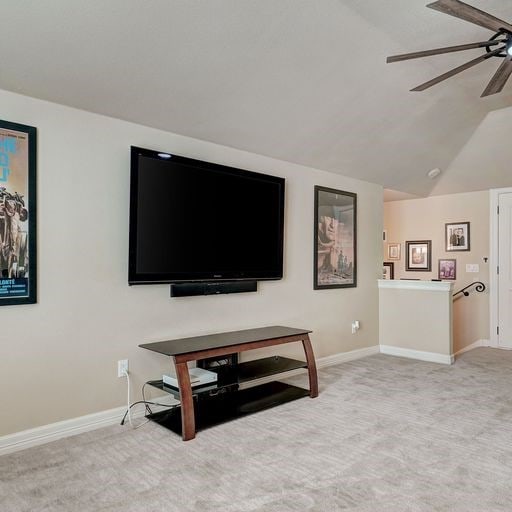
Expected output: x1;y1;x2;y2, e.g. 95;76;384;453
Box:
453;281;486;299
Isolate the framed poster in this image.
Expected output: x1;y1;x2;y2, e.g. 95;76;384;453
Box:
314;186;356;289
439;258;456;280
383;262;394;280
0;120;37;305
445;222;470;252
406;240;431;272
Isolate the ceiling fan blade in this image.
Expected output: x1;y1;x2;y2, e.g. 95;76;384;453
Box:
387;40;504;63
427;0;512;33
411;46;504;91
481;55;512;96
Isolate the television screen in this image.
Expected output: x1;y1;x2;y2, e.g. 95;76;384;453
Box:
129;147;285;284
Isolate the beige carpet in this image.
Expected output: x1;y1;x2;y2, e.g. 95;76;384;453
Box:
2;348;512;511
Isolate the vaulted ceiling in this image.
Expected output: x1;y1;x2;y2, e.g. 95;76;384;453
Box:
1;0;512;197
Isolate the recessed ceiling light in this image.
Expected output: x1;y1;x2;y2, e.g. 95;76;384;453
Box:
158;153;171;159
427;168;441;179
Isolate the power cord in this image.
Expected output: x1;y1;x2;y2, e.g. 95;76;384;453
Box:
120;399;176;426
120;376;177;428
122;369;134;427
142;382;153;416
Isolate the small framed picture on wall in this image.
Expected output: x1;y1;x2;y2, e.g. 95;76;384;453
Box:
445;222;470;252
387;243;401;261
383;262;394;280
406;240;432;271
438;259;456;280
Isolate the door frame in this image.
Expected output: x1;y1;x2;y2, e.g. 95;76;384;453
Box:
490;187;512;348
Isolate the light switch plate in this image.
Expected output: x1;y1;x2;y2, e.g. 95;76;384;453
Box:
466;264;479;273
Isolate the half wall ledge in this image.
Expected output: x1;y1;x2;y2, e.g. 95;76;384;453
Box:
378;279;454;364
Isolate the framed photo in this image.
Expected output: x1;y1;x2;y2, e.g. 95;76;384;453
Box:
387;243;401;261
406;240;431;271
0;120;37;305
383;262;394;280
438;259;456;280
314;185;356;289
445;222;470;252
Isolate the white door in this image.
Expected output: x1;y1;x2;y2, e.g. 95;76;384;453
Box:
498;193;512;348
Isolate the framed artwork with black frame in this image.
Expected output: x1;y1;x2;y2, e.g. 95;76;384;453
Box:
0;120;37;305
445;222;470;252
383;262;394;280
438;258;456;280
314;185;356;289
406;240;431;272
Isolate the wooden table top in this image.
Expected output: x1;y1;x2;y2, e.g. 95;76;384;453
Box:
139;325;311;357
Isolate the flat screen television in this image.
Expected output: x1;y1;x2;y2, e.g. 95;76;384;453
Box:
129;146;285;285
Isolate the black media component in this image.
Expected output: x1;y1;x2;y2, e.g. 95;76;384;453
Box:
196;352;238;371
197;352;239;388
170;280;257;297
128;146;285;285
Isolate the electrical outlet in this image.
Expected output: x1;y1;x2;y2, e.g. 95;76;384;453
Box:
351;320;360;334
117;359;129;378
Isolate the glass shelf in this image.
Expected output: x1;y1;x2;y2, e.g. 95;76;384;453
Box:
147;381;309;435
147;356;307;400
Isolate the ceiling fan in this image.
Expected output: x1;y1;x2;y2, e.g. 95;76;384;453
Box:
387;0;512;97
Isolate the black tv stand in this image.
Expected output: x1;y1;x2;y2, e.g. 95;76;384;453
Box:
139;326;318;441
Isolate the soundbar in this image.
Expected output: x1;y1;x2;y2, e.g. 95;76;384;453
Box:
170;281;258;297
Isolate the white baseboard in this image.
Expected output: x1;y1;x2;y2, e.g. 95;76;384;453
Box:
0;345;380;456
240;344;380;389
379;345;454;365
317;345;381;368
453;339;491;357
0;405;140;457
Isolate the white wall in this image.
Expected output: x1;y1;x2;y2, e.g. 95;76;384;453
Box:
384;191;490;353
0;89;383;436
431;106;512;195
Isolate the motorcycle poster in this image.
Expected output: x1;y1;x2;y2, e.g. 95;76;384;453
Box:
0;120;36;305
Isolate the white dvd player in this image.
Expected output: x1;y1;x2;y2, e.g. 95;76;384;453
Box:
163;367;218;388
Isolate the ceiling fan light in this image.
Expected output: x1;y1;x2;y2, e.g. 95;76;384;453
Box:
507;45;512;57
